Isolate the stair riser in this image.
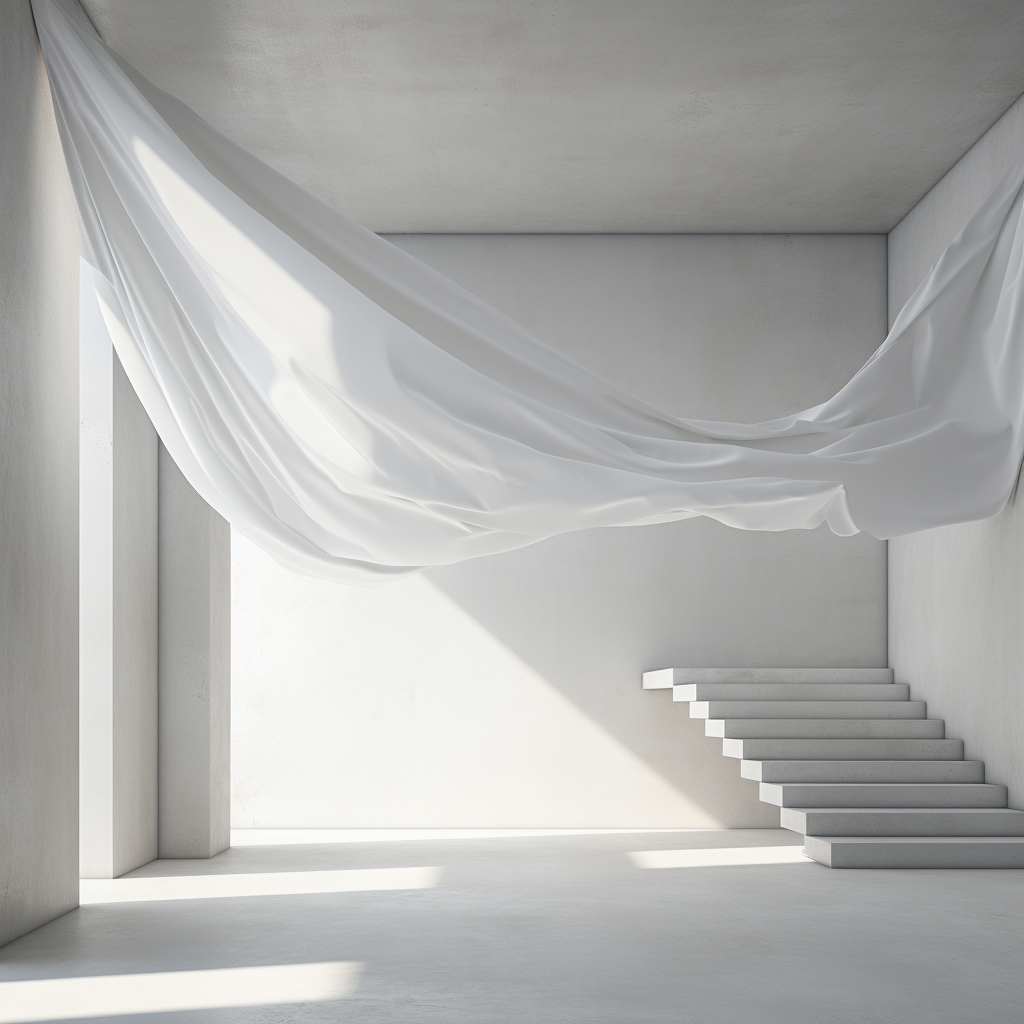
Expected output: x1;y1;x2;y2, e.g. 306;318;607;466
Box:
760;783;1008;808
783;808;1024;836
707;719;944;739
742;760;986;783
805;836;1024;868
690;701;927;720
725;738;963;760
675;683;910;702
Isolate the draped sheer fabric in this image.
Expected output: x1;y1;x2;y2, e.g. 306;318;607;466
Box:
35;0;1024;584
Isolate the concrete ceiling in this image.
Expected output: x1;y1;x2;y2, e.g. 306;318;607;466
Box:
79;0;1024;233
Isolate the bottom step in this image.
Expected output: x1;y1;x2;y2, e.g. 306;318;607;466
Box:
805;835;1024;869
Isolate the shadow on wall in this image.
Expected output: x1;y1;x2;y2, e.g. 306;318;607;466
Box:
423;518;887;826
230;516;886;830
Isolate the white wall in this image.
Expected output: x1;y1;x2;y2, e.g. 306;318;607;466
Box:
158;446;231;859
888;93;1024;807
81;274;234;872
0;0;81;944
111;358;158;869
232;233;889;829
79;266;159;879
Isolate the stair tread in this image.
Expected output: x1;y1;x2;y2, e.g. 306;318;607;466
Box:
807;834;1024;843
784;805;1024;836
743;760;986;783
644;667;893;689
792;806;1024;813
690;700;927;719
760;781;1007;808
708;718;939;724
804;834;1024;868
676;682;909;702
706;718;943;738
724;737;963;760
769;782;1000;787
731;737;956;743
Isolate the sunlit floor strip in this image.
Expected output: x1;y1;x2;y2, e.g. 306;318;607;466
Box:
630;846;811;869
80;866;441;904
231;828;703;846
0;962;361;1023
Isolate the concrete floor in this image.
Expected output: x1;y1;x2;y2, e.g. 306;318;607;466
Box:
1;829;1022;1023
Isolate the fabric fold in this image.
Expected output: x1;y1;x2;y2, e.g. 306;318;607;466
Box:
34;0;1024;584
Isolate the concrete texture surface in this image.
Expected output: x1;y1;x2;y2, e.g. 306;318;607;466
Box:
888;92;1024;810
79;265;159;879
0;0;81;945
232;233;888;830
77;0;1024;232
158;446;231;859
111;358;158;872
0;830;1021;1022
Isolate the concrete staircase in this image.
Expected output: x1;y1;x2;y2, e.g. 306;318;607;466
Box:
643;668;1024;868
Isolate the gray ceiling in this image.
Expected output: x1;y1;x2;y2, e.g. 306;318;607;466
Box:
79;0;1024;233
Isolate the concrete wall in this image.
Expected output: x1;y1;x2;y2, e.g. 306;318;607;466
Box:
232;233;889;829
0;0;81;944
79;263;159;879
111;359;159;870
82;274;232;868
888;93;1024;808
158;445;231;859
82;284;230;868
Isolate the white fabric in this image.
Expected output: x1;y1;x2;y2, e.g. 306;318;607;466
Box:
35;0;1024;584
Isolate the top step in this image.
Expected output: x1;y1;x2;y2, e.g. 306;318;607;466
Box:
642;668;893;690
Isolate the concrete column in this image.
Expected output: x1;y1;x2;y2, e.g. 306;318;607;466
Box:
0;0;81;945
79;263;159;879
158;445;231;859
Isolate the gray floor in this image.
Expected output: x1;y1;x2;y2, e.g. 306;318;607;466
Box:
1;829;1022;1023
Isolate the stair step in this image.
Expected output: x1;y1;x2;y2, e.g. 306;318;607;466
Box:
706;719;944;739
742;760;985;783
675;682;909;702
761;782;1008;808
724;737;962;760
804;835;1024;868
644;666;1018;868
782;807;1024;837
643;667;893;689
690;700;927;720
